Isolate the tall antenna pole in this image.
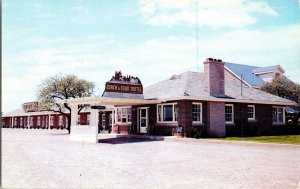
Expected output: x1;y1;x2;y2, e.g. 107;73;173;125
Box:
196;0;199;72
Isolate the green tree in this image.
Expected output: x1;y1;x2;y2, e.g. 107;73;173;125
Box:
37;74;95;133
261;75;300;104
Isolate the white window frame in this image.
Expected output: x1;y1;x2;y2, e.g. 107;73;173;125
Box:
115;106;132;124
225;104;234;124
247;105;255;120
192;102;203;124
157;103;178;123
272;106;285;124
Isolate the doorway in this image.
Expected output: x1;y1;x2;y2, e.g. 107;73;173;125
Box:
138;107;148;134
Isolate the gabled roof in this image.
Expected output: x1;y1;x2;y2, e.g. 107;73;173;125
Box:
252;65;285;74
224;62;285;87
224;62;263;87
144;71;296;106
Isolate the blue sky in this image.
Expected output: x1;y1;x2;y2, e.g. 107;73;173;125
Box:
3;0;300;113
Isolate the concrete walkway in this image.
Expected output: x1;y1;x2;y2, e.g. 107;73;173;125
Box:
2;129;300;189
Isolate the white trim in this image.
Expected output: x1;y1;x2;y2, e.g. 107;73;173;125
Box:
224;66;252;87
247;105;256;120
114;106;132;124
157;103;178;123
225;104;234;124
253;71;273;75
192;102;203;124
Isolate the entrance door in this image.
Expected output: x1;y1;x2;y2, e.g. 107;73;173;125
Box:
139;108;148;133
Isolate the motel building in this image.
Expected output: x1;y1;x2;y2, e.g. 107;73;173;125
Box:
2;58;297;143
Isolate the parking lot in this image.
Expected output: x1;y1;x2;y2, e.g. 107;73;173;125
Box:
2;129;300;189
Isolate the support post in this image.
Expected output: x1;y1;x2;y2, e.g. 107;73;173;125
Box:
111;109;115;133
70;104;98;143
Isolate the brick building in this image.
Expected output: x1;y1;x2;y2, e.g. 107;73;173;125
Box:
2;58;298;139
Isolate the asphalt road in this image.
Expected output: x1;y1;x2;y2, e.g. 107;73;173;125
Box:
2;129;300;189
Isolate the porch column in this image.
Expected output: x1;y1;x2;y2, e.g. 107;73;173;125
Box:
90;108;98;126
48;115;50;129
70;104;98;143
27;116;30;128
111;109;115;133
71;104;78;126
12;117;14;128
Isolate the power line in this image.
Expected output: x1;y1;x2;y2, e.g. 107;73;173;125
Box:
196;0;199;72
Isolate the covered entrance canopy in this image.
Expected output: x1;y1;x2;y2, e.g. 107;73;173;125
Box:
64;96;161;143
64;96;161;106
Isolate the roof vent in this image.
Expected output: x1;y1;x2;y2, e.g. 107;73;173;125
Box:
170;75;181;80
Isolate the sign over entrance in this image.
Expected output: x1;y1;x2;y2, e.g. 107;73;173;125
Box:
22;101;39;112
102;71;144;99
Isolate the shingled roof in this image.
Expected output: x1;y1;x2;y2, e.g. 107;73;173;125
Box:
144;71;296;106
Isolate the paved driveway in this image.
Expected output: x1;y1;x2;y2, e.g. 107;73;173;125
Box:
2;129;300;189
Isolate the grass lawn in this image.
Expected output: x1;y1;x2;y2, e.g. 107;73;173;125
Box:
216;135;300;145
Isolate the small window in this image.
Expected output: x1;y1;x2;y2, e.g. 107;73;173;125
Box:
247;105;255;120
192;103;202;123
225;104;234;124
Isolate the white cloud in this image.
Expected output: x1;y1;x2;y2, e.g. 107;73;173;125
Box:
3;23;300;113
139;0;279;28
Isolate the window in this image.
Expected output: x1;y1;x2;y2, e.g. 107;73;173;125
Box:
37;117;41;126
247;105;255;120
115;107;132;123
50;116;54;126
59;115;63;125
157;103;178;123
42;117;45;126
14;117;17;126
27;117;30;126
273;107;285;124
225;104;234;124
192;103;202;123
20;117;23;126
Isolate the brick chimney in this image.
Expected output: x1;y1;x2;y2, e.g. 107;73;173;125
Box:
204;58;225;97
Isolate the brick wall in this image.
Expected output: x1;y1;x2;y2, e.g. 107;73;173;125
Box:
207;101;226;137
